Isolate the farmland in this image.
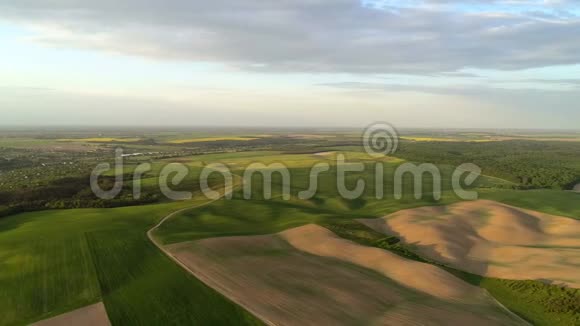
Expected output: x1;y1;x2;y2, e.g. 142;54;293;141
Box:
4;1;580;324
87;229;262;325
57;138;144;143
167;229;524;325
0;128;579;325
166;137;260;144
0;199;261;325
320;219;580;326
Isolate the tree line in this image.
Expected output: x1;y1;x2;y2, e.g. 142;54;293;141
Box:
395;140;580;190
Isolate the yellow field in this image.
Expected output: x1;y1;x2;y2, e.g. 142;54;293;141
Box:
160;151;400;171
401;136;492;142
167;137;259;144
57;137;143;142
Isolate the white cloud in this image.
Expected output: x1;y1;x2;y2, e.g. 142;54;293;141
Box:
1;0;580;74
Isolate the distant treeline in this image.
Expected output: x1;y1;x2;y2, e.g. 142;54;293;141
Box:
170;136;330;153
396;140;580;190
0;175;159;218
0;157;34;171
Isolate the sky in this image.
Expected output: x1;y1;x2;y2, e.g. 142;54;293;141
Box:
0;0;579;129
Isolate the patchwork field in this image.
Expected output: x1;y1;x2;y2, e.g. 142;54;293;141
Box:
153;183;580;325
168;225;524;326
400;133;580;143
2;130;580;325
359;200;580;287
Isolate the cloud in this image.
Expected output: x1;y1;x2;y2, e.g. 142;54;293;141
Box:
435;71;482;78
524;78;580;86
1;1;580;74
318;80;580;95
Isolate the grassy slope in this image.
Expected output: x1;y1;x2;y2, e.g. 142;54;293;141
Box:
0;199;262;326
155;193;462;245
155;161;502;244
481;189;580;219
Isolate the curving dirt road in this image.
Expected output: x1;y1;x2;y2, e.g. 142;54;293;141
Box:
146;182;277;326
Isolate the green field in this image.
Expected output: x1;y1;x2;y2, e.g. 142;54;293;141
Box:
1;133;580;325
481;189;580;219
0;199;262;325
167;137;259;144
87;230;261;325
154;160;484;244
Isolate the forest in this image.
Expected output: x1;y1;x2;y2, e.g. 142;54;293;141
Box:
395;140;580;189
0;175;160;217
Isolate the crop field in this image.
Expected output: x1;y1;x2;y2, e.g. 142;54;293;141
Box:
0;138;94;151
399;132;580;143
0;232;99;325
401;136;494;142
166;137;260;144
320;219;580;326
481;189;580;219
86;230;262;326
168;231;523;325
150;149;580;326
57;138;144;143
0;204;158;325
1;128;580;325
0;198;264;325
